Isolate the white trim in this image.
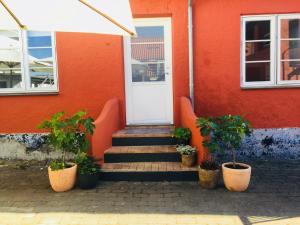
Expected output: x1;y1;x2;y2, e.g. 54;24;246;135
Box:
241;14;300;88
124;17;174;125
0;30;59;95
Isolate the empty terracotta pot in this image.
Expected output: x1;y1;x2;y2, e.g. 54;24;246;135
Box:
222;162;251;192
181;153;196;167
48;164;77;192
198;167;220;189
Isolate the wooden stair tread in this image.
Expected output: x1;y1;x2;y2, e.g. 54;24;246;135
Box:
101;162;197;172
113;126;174;138
105;146;177;154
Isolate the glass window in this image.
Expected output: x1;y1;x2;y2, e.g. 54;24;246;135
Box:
0;30;57;93
244;20;271;83
131;26;165;82
241;15;300;88
0;31;23;89
280;18;300;82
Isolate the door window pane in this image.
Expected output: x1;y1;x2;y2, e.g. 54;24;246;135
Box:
246;21;270;40
131;26;165;82
0;31;22;89
246;62;270;82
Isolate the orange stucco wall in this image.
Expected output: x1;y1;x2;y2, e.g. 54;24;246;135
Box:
0;0;189;133
193;0;300;128
180;97;208;163
91;98;121;162
1;0;300;133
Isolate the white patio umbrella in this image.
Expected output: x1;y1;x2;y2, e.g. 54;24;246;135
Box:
0;0;135;36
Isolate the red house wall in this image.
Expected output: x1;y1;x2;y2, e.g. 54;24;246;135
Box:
193;0;300;128
0;0;189;133
1;0;300;133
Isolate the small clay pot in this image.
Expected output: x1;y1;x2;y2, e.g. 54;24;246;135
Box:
198;167;220;189
181;153;196;167
48;163;77;192
222;162;251;192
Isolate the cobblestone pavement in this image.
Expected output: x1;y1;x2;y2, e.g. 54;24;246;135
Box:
0;160;299;225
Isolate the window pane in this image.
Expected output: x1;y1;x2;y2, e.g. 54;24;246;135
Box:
246;41;270;61
29;67;54;88
246;62;270;82
132;63;165;82
27;31;52;47
280;61;300;81
0;69;22;88
281;40;300;60
0;50;22;68
281;19;300;39
131;26;165;82
246;21;270;40
28;48;53;67
0;30;20;49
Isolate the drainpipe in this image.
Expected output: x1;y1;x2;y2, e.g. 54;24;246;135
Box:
188;0;194;108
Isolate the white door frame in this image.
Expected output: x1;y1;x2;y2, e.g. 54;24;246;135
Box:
123;17;174;125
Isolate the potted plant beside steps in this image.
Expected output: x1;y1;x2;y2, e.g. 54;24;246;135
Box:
196;115;252;192
176;145;197;167
172;127;191;145
75;152;100;189
38;111;95;192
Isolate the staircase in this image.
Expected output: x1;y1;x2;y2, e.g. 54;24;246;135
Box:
99;126;198;181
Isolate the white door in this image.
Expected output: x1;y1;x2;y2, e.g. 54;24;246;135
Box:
124;18;173;125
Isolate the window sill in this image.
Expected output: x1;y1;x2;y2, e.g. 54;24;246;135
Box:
0;90;59;96
241;84;300;89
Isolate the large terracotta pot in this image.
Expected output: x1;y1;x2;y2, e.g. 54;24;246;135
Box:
198;167;220;189
222;162;251;192
48;164;77;192
181;153;196;167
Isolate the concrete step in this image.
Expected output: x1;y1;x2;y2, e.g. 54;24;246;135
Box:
104;146;181;163
99;162;198;181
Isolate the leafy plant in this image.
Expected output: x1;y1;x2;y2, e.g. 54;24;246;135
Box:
176;145;197;155
196;115;252;168
172;127;191;143
200;160;219;170
38;111;95;170
75;152;100;175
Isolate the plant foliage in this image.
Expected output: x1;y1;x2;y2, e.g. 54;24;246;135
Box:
38;111;95;170
172;127;191;141
196;115;252;167
75;152;100;175
176;145;197;155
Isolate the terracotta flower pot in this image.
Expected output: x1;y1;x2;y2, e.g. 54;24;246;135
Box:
181;153;196;167
222;162;251;192
198;167;220;189
48;164;77;192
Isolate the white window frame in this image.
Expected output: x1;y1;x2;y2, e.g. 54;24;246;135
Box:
241;14;300;88
0;30;59;95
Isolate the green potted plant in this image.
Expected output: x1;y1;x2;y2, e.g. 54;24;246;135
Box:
196;115;252;192
38;111;95;192
172;127;191;145
75;152;100;189
198;159;220;189
176;145;197;167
